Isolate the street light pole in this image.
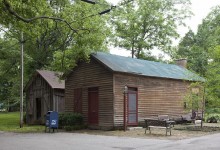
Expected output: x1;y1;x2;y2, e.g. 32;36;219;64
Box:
20;32;24;128
123;85;128;131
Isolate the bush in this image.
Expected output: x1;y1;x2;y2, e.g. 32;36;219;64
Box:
64;125;83;131
59;113;84;131
206;108;220;114
206;115;220;123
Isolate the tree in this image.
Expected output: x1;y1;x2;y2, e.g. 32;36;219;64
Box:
0;0;111;110
177;30;196;57
0;38;21;111
176;6;220;114
183;82;205;128
176;6;220;76
206;45;220;109
110;0;192;58
0;0;112;72
1;0;111;72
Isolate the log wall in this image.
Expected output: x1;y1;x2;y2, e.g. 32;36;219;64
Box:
65;59;114;130
26;74;64;124
113;73;190;127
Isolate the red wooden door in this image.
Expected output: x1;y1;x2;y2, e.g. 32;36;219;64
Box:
88;88;99;125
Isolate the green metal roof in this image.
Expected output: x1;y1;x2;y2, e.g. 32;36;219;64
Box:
91;52;205;82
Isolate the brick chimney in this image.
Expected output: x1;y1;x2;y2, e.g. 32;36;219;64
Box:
175;59;187;68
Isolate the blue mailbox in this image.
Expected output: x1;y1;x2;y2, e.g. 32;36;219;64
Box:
45;111;58;132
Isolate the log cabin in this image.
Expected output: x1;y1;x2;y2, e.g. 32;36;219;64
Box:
65;52;204;130
25;70;65;124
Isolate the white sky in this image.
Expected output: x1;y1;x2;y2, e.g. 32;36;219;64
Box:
107;0;220;58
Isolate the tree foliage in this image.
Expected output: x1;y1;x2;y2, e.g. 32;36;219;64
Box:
206;46;220;108
183;82;205;127
0;0;111;109
176;6;220;109
110;0;192;58
177;6;220;76
0;38;21;108
1;0;110;71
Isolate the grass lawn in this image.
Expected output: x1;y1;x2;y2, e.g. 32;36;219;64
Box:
0;112;44;132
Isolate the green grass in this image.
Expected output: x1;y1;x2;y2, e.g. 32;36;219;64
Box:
0;112;45;132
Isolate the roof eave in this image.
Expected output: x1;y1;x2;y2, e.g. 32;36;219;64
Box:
113;70;205;82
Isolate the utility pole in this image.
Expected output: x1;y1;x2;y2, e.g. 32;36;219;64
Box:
20;32;24;128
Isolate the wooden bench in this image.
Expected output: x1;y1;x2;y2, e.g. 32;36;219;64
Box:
144;119;172;136
181;114;195;124
158;115;175;127
158;115;169;121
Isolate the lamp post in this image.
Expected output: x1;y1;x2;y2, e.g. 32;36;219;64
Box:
123;85;128;131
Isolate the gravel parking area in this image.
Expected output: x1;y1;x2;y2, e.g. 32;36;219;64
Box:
71;123;220;140
1;128;220;150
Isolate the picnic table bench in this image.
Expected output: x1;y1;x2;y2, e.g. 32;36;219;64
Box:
144;119;172;136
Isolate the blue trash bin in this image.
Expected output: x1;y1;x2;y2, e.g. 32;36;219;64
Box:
45;111;58;133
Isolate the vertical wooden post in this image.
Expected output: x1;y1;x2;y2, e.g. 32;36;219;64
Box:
124;92;126;131
20;32;24;128
201;87;205;128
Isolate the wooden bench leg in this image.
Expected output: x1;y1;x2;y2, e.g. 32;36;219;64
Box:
145;126;172;136
145;127;151;134
166;128;172;136
166;128;171;136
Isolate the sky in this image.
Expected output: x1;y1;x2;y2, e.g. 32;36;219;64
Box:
106;0;220;58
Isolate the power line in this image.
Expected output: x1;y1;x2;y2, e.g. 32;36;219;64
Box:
80;0;135;16
118;0;134;7
81;0;96;4
81;0;111;6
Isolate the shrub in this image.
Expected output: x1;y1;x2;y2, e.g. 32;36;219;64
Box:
59;113;84;131
64;125;83;131
206;115;220;123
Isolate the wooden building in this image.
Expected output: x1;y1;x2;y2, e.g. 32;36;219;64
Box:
25;70;65;124
65;52;204;130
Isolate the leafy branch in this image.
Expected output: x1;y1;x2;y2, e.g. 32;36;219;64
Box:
2;0;78;33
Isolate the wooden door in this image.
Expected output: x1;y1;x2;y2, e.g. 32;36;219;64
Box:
74;88;82;113
88;87;99;125
36;98;41;120
127;89;138;125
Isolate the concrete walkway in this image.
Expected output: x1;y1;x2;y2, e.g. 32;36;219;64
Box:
0;131;220;150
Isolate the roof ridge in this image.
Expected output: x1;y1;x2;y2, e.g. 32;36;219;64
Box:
91;52;204;82
92;52;182;68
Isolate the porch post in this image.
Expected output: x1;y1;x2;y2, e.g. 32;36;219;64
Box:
124;85;128;131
